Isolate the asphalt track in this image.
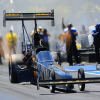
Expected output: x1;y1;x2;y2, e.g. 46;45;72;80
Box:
0;60;100;100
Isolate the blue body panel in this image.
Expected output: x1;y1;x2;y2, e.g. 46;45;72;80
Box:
38;61;73;79
37;61;74;90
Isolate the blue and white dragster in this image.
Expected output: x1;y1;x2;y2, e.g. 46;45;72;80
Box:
3;9;100;93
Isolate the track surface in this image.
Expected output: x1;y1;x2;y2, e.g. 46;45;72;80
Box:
0;60;100;100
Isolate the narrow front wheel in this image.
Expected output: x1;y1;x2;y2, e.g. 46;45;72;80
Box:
78;68;85;91
49;69;55;93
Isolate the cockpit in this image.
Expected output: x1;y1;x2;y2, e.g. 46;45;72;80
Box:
37;51;54;62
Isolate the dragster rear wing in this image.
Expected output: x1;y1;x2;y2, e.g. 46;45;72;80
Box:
3;9;54;27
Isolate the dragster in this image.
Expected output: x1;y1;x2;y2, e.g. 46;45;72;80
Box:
3;9;100;93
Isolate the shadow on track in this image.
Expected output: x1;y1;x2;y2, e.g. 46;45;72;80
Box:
39;90;76;95
76;90;100;93
39;85;76;95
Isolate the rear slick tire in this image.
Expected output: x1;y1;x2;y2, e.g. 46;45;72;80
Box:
9;61;18;83
78;68;85;91
9;54;24;83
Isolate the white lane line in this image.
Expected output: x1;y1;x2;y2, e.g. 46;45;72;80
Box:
66;69;100;75
85;72;100;75
85;71;100;75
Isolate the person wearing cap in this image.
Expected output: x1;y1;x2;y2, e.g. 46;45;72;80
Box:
62;23;80;66
0;35;5;64
31;26;43;45
38;26;44;46
80;25;89;49
92;23;100;64
31;28;40;37
42;28;50;50
6;30;17;56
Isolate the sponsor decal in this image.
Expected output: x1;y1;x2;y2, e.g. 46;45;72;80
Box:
6;14;20;16
35;13;49;16
34;71;37;78
32;58;35;60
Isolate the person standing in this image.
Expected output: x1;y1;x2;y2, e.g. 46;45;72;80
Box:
0;35;5;64
92;23;100;64
38;26;44;46
62;23;80;66
42;29;50;50
31;26;43;46
80;25;89;49
6;30;17;56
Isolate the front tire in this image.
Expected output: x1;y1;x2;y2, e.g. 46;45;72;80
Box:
78;68;85;91
49;69;55;93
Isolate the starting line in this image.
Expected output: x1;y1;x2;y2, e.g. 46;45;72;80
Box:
64;65;100;75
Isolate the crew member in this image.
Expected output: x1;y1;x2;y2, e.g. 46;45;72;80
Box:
38;26;44;46
6;30;17;56
31;26;43;45
42;29;50;50
80;25;89;49
0;35;5;64
92;23;100;64
62;23;80;66
31;28;40;38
